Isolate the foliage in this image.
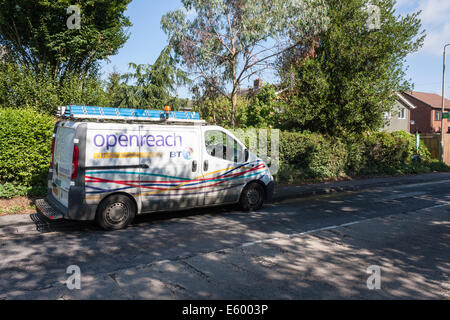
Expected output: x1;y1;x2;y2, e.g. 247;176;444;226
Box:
0;182;46;199
244;85;281;128
0;108;55;188
194;95;249;127
278;0;425;135
105;45;190;109
194;84;282;128
0;0;132;81
274;130;447;183
345;131;431;175
161;0;329;126
0;62;108;114
279;131;348;179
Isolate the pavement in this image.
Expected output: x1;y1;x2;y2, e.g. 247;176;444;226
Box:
0;172;449;299
1;171;450;236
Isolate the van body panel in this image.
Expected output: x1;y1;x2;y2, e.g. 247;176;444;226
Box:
84;124;141;211
138;125;202;212
42;120;274;222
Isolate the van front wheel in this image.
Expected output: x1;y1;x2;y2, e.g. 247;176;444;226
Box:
239;182;265;211
96;194;136;231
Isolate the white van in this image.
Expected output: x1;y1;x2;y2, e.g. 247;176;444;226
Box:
36;105;274;230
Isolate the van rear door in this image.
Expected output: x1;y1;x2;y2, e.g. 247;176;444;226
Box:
51;125;76;208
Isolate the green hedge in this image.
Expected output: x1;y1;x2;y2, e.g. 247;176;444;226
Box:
279;131;347;179
275;130;446;183
0;107;448;198
0;108;55;188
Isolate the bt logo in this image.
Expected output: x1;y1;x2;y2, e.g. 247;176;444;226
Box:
170;147;193;160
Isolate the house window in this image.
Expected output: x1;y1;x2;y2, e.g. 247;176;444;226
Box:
435;110;442;121
398;108;406;119
383;112;391;119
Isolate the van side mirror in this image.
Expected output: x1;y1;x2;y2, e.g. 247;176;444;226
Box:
244;149;249;162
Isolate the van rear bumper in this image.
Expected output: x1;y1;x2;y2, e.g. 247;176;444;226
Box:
36;198;65;220
38;192;97;221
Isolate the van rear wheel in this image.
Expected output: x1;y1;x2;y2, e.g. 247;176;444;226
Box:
239;182;265;211
96;194;136;231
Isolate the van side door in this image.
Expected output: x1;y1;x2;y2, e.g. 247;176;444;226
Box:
200;127;246;206
139;126;202;212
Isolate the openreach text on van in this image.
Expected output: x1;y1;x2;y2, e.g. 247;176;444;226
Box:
93;133;183;150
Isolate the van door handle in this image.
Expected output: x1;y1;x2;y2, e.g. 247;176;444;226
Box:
192;160;197;172
203;160;208;171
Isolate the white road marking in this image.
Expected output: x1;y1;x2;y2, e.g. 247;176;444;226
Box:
422;202;450;210
238;202;450;249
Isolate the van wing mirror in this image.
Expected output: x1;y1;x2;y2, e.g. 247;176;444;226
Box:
244;149;249;162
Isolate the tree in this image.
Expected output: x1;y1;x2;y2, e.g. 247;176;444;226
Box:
244;84;280;128
161;0;329;127
105;44;190;109
0;0;132;81
277;0;425;135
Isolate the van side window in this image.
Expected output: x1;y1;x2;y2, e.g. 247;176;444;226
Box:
205;130;244;163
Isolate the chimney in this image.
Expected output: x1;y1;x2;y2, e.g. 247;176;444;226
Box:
253;78;263;89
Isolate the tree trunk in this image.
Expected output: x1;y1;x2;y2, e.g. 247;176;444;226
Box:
230;91;237;127
230;56;237;127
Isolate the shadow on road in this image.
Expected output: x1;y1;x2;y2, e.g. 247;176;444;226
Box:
1;186;449;299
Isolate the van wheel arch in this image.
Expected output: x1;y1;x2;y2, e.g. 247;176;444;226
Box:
95;192;138;230
243;180;267;200
97;192;138;211
239;180;266;211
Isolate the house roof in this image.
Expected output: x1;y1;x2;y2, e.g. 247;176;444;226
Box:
401;91;450;110
396;92;416;109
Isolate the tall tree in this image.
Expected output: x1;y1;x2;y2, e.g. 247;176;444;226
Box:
161;0;329;127
277;0;425;135
105;44;189;108
0;0;132;81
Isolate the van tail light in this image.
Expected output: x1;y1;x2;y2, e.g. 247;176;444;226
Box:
72;145;79;180
50;137;55;167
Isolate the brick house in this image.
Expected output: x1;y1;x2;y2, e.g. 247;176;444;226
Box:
399;91;450;134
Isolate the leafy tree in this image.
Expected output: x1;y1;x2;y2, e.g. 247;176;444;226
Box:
161;0;329;127
277;0;425;135
104;68;123;108
0;61;108;113
0;0;132;81
105;44;190;109
244;84;281;128
194;95;249;127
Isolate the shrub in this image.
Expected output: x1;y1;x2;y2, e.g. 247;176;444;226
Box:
279;131;347;180
275;130;447;183
0;107;55;188
350;131;432;175
0;182;46;198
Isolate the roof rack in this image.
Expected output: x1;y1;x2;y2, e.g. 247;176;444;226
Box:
57;105;206;124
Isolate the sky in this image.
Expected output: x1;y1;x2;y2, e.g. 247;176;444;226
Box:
100;0;450;99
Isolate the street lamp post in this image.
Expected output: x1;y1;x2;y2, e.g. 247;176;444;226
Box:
440;44;450;163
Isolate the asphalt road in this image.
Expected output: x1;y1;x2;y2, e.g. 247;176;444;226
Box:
0;180;449;299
